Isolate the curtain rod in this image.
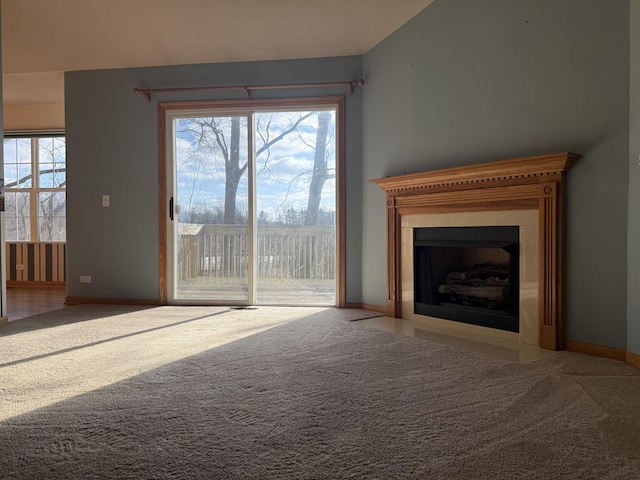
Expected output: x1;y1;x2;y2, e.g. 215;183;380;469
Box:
133;79;365;102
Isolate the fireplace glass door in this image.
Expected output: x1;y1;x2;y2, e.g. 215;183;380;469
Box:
413;226;519;332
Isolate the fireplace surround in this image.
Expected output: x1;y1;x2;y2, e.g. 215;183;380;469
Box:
370;152;580;350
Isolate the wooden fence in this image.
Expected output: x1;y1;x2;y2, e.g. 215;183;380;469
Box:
177;224;335;282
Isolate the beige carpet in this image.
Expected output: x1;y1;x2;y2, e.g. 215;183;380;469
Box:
0;305;639;479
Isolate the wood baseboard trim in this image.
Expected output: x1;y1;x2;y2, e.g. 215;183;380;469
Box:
565;340;627;362
626;350;640;369
344;302;362;309
65;297;161;306
8;281;66;288
360;303;388;315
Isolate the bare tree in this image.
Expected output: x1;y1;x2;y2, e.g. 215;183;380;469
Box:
305;111;332;226
178;112;314;224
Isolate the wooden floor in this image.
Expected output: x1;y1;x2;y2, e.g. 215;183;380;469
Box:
6;286;67;322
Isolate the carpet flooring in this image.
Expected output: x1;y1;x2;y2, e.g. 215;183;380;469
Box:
0;305;639;479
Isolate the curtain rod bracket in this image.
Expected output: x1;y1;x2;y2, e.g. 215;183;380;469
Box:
351;79;365;96
133;88;152;102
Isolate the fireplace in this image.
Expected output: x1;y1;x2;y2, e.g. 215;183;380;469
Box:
401;211;538;344
413;226;519;332
369;152;580;350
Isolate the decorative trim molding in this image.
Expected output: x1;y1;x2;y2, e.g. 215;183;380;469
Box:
369;152;580;351
370;153;579;194
566;340;627;362
158;97;347;307
65;297;161;306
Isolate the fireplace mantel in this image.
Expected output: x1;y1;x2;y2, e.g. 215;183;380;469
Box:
369;152;580;350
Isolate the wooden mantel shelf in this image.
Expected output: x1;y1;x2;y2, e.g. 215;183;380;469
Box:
369;152;581;351
369;152;580;194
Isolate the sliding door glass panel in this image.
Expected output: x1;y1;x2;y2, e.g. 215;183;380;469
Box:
173;115;249;301
254;110;336;305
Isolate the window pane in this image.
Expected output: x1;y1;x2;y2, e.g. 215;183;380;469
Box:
17;218;30;241
18;166;33;188
254;110;336;305
38;191;66;242
4;191;17;216
174;115;249;301
4;164;18;189
4;192;31;241
39;221;51;242
38;191;52;216
38;137;66;188
4;138;32;188
52;217;66;242
5;218;17;243
16;192;30;214
2;138;32;164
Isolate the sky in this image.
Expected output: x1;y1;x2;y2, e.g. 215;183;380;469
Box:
174;110;336;224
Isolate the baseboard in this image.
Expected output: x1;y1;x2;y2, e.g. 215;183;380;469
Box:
626;350;640;369
0;316;8;327
344;302;362;309
65;297;161;306
361;303;388;315
8;281;65;288
566;340;627;362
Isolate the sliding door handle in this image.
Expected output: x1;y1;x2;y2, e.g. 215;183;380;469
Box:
169;197;174;221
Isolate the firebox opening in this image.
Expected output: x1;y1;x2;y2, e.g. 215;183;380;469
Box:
413;226;519;333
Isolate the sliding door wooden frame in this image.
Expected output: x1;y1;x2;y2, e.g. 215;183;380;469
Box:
158;96;346;307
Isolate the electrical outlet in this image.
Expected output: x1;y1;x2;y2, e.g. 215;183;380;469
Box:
102;195;110;207
16;265;24;271
80;275;92;283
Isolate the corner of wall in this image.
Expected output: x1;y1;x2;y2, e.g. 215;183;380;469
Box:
628;0;640;356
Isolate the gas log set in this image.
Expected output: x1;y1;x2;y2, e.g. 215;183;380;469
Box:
436;264;510;309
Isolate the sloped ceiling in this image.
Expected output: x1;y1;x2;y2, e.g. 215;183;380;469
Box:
2;0;434;105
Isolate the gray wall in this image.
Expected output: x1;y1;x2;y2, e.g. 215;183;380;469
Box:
362;0;630;348
629;0;640;355
65;56;363;301
0;10;4;317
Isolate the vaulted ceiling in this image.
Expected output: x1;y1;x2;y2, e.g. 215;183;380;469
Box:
2;0;434;106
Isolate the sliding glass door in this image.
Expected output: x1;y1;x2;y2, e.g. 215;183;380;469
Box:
172;114;250;301
254;110;336;304
166;103;338;306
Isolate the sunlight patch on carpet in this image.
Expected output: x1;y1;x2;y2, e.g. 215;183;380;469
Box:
0;305;371;420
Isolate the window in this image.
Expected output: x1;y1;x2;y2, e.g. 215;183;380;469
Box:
3;136;66;242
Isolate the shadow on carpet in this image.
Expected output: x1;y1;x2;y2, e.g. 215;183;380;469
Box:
0;305;639;479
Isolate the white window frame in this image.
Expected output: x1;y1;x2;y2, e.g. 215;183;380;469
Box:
3;134;66;243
